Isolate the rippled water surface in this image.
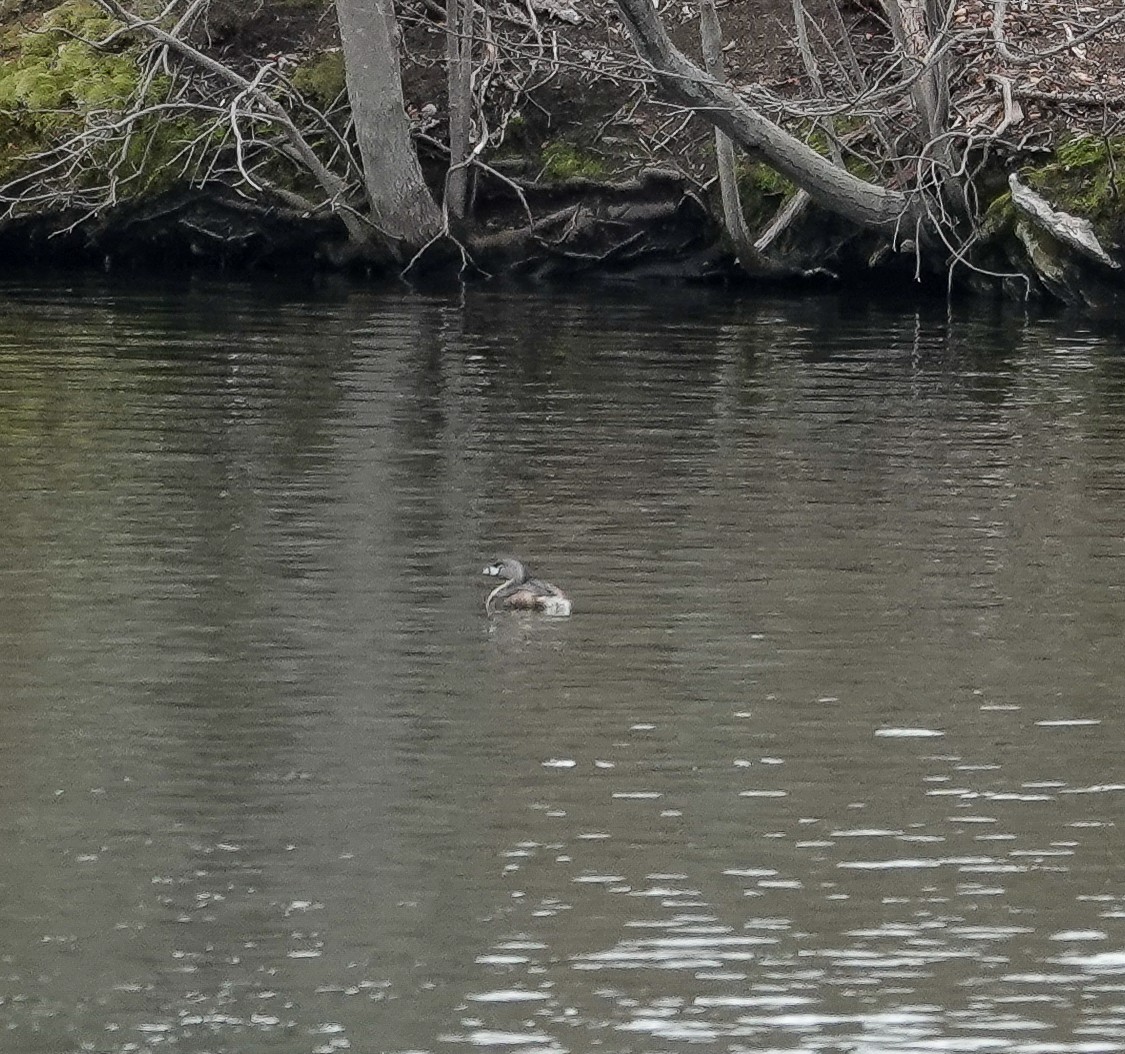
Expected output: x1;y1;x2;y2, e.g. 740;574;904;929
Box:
2;277;1125;1053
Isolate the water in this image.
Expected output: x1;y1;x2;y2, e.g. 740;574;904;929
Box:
2;277;1124;1053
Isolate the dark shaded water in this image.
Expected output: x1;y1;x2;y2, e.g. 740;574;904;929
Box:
2;278;1125;1053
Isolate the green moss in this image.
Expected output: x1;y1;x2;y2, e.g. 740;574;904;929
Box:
116;114;226;195
804;125;831;158
0;0;151;182
0;1;140;114
737;160;791;199
980;189;1016;238
540;140;606;181
843;154;879;183
1023;135;1125;235
290;49;347;110
801;117;863;156
1055;135;1118;169
733;160;794;229
0;1;229;193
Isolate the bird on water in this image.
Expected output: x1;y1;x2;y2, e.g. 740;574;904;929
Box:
482;557;572;616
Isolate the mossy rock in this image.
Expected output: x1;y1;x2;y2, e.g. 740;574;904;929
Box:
1023;135;1125;244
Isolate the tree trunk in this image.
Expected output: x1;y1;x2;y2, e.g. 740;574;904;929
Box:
616;0;913;232
445;0;474;221
335;0;443;254
698;0;795;275
881;0;966;216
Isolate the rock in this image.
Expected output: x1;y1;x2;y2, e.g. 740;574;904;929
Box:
1008;173;1119;271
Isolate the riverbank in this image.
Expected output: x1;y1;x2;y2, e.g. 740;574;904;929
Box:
1;0;1123;305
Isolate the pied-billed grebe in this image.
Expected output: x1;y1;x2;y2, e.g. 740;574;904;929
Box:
482;557;572;617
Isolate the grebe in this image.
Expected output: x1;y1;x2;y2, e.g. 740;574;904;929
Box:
482;557;572;616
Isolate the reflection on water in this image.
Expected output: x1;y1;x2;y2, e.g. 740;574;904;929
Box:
1;277;1125;1053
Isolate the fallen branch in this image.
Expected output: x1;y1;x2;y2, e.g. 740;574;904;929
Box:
1013;88;1125;109
990;75;1023;138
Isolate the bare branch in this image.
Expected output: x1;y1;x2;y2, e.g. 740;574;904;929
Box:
992;0;1125;64
91;0;367;242
615;0;912;230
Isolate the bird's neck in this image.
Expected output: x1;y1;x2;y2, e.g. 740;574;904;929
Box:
485;577;514;613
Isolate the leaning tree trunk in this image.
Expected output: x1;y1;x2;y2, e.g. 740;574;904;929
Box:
335;0;443;254
615;0;913;232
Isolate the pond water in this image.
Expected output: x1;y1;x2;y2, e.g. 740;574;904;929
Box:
2;276;1125;1054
